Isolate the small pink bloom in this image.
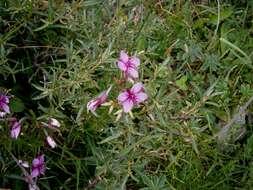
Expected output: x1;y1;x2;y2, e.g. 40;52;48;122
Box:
0;112;7;117
118;51;140;80
87;86;112;113
46;136;57;148
48;118;60;128
118;82;148;113
31;155;45;178
10;119;21;139
0;93;10;114
19;160;29;168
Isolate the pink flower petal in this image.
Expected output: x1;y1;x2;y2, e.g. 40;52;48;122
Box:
2;103;10;113
118;91;129;102
135;92;148;103
87;99;99;112
49;118;60;128
0;112;7;117
4;96;9;103
131;82;143;93
31;168;39;178
130;57;140;67
98;91;108;102
122;99;134;113
120;50;129;62
11;122;21;139
11;127;20;139
39;155;45;163
118;61;127;71
32;158;40;167
127;67;139;79
18;160;29;168
87;86;111;113
46;136;57;148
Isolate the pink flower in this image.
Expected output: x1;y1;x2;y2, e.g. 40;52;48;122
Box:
118;82;148;113
18;160;29;168
0;93;10;115
31;155;45;178
0;112;7;117
48;118;60;128
10;119;21;139
87;86;112;113
46;136;57;148
118;51;140;80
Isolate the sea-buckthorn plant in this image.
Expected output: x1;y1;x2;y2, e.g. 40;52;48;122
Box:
1;0;253;189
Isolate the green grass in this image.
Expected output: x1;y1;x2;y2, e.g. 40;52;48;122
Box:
1;0;253;189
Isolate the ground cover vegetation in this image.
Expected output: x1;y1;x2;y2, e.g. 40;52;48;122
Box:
1;0;253;189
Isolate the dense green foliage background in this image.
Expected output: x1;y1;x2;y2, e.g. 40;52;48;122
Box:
1;0;253;189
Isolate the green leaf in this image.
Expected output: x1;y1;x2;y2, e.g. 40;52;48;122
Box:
9;98;25;113
210;8;233;25
176;75;188;91
98;132;123;144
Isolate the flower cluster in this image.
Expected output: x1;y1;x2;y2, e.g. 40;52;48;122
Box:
1;50;147;189
87;50;148;115
18;155;46;190
0;90;61;189
14;117;60;189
